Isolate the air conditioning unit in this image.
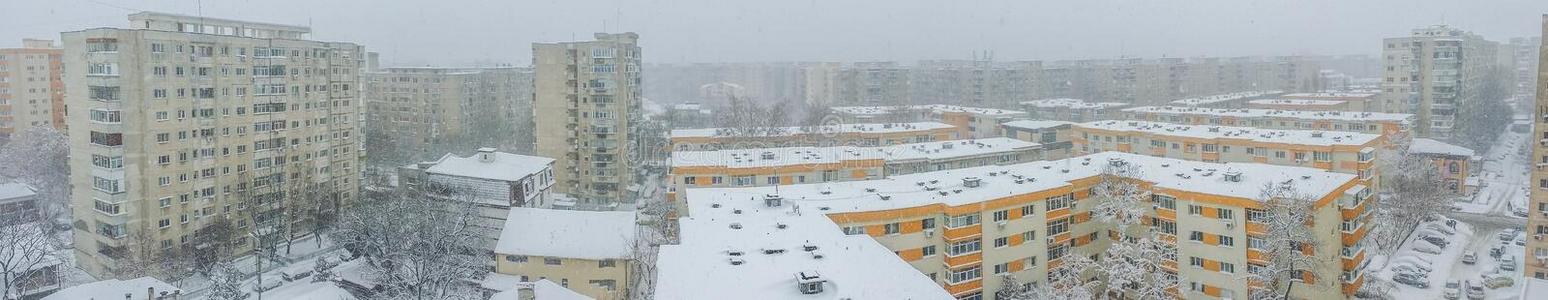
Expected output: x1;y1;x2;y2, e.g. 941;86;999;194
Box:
924;229;935;237
1223;220;1235;229
1046;237;1056;244
997;220;1008;228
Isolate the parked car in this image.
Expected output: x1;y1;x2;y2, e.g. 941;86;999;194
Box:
1394;272;1429;288
1516;236;1526;246
1481;273;1515;289
253;275;283;292
1462;251;1477;264
1490;244;1505;258
1466;281;1485;300
1501;255;1517;271
1425;223;1457;236
1500;228;1520;241
1413;243;1444;255
1443;280;1461;299
1391;264;1430;276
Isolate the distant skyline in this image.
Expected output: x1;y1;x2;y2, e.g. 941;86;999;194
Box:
3;0;1545;67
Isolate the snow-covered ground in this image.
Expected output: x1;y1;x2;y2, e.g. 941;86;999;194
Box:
1455;128;1530;217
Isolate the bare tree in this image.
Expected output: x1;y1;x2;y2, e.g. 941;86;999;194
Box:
1088;162;1181;299
626;194;678;299
1025;251;1098;300
0;224;58;297
0;127;70;237
713;96;790;137
332;187;484;299
1370;145;1451;254
1241;183;1322;300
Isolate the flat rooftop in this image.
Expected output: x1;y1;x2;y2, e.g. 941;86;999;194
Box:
1123;106;1415;124
1020;98;1129;109
830;104;1027;117
409;150;554;182
1246;99;1347;106
494;207;637;260
1281;92;1378;99
1169;90;1283;106
682;152;1356;216
671;122;955;138
1077;120;1381;147
1001;120;1075;131
671;137;1039;169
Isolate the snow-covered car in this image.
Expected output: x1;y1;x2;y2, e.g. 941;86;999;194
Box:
1499;228;1519;241
1424;223;1456;236
1481;273;1514;289
1394;272;1429;288
1516;236;1526;246
1392;262;1434;274
1466;281;1484;300
1419;235;1449;248
254;275;284;292
1514;206;1530;217
1412;242;1444;255
1462;251;1477;264
1490;244;1506;258
1500;255;1517;271
1443;280;1461;299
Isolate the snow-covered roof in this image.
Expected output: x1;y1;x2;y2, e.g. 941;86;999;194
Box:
1001;120;1074;131
1020;98;1129;109
418;149;554;182
1077;120;1381;147
42;277;180;300
682;152;1355;216
657;198;951;299
489;279;594;300
671;138;1038;168
1169;90;1283;106
0;182;37;201
1123;106;1415;123
1246;99;1346;106
494;207;637;260
261;281;358;300
1281;92;1377;99
829;105;1026;117
0;224;60;275
1523;277;1548;298
1408;138;1475;157
671;122;955;138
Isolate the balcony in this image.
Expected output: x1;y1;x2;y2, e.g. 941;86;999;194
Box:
943;251;982;268
1342;246;1367;271
944;277;983;296
1246;221;1267;236
1342;270;1366;295
942;224;981;242
1341;222;1369;246
1341;197;1368;220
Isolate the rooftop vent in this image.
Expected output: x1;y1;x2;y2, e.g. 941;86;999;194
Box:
729;223;742;229
1108;158;1126;166
803;243;819;251
942;142;954;149
1311;131;1324;138
763;248;786;255
761;152;776;160
963;177;982;188
764;194;784;207
729;258;746;266
879;194;892;201
476;147;497;162
796;271;828;295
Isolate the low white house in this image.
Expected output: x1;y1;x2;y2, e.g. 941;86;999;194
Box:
399;148;557;251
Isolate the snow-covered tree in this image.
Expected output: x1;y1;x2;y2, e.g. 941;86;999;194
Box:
0;224;58;297
1370;140;1451;254
1025;251;1098;300
713;96;791;138
204;262;249;300
0;127;69;236
1241;183;1322;300
994;273;1031;300
333;187;484;299
1089;162;1180;299
1090;162;1150;231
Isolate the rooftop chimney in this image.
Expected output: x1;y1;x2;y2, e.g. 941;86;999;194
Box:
476;147;497;162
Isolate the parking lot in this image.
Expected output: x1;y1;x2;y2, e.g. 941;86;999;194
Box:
1378;216;1526;300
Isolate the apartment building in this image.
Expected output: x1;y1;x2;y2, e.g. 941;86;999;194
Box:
674;152;1372;300
532;32;641;208
909;58;1039;108
1019;98;1129;122
1406;138;1477;193
62;12;363;278
363;66;533;164
0;39;65;139
830;105;1029;138
1380;25;1501;137
1000;120;1074;159
1525;14;1548;280
1168;90;1283;108
492;207;635;300
1511;37;1542;98
1122;106;1415;143
838;62;912;106
1247;92;1379;112
667;137;1041;201
1072;120;1381;191
669;122;958;151
396;148;555;250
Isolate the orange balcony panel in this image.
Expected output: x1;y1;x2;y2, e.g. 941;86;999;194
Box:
946;278;984;296
1253;156;1268;163
1342;225;1369;246
944;252;983;268
1157;208;1176;220
1047;258;1064;270
1052;232;1072;245
1151;147;1167;156
1246;222;1267;236
1247;249;1267;264
1341;199;1367;220
1117;143;1133;152
943;224;982;242
1342;272;1366;295
1342;248;1366;270
1201;152;1219;161
1161;260;1178;271
1047;208;1072;220
1313;161;1333;170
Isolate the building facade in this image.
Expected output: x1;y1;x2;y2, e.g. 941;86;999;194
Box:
1000;120;1075;159
1122;106;1415;144
1019;99;1129;122
63;12;363;278
397;148;555;250
532;33;641;208
1072;120;1381;191
492;207;635;300
1526;14;1548;280
1380;25;1501;137
1406;138;1477;194
829;105;1029;138
0;39;65;139
669;122;958;151
678;152;1372;300
363;67;533;165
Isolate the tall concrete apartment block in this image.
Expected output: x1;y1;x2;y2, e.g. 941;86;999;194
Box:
1526;14;1548;280
1380;25;1500;137
532;33;641;207
363;67;534;164
62;12;363;278
0;39;65;139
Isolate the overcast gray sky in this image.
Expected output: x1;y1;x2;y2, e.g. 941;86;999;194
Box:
3;0;1544;66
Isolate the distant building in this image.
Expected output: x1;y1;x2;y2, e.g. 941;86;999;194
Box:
399;148;555;250
1122;106;1415;144
1;224;62;299
1000;120;1075;159
1380;25;1502;137
364;66;534;164
0;39;65;139
1167;90;1283;108
670;122;959;151
1073;120;1382;191
1019;98;1129;122
666;102;713;129
697;81;745;106
533;32;641;207
1407;138;1478;193
830;104;1029;138
481;277;593;300
492;208;635;300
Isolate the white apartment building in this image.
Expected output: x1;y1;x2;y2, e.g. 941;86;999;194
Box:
532;33;641;209
1380;25;1501;137
398;148;555;250
0;39;65;138
62;12;363;278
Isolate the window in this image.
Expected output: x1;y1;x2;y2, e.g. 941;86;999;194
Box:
1216;208;1234;220
994;237;1008;248
1022;230;1036;241
921;218;936;230
505;255;528;263
1248;236;1266;249
87;63;118;76
91;154;123;169
599;260;615;268
683;176;696;185
765;176;778;185
884;223;900;235
993;210;1009;222
948;266;982;284
89;86;120;101
92;176;122;193
1313;151;1332;161
158;219;170;228
1046;194;1073;211
159;197;171;207
946;214;980;228
922;246;937;256
90;131;123;147
544;258;562;265
1047;218;1069;235
1152;195;1176;210
948;239;981;256
1190;256;1204;268
89;109;121;123
1220;236;1235;247
1188;205;1203;215
994;263;1010;274
1247;209;1268;223
1189;231;1204;242
1220;262;1235;273
842;226;866;235
93;199;121;215
1021;204;1036;216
